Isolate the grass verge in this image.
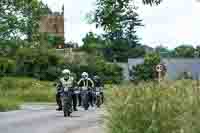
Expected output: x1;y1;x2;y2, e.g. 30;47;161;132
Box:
105;80;200;133
0;77;55;111
0;98;20;112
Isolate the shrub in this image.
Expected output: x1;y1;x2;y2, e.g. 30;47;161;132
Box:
68;56;123;84
0;47;122;83
105;81;200;133
177;71;193;80
0;77;55;102
15;48;62;81
0;98;20;112
131;53;161;81
0;57;16;76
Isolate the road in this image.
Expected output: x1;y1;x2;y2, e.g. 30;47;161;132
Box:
0;103;103;133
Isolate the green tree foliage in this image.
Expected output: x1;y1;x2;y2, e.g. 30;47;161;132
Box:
195;45;200;57
15;48;61;80
0;57;16;76
93;0;142;46
0;0;51;41
82;32;105;49
155;45;174;58
131;52;161;81
0;40;21;57
87;0;150;62
82;32;146;62
47;35;65;48
62;55;123;84
142;0;162;5
0;46;122;83
82;32;107;55
174;45;195;58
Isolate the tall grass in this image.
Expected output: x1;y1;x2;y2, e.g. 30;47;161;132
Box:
0;98;20;112
105;80;200;133
0;77;55;111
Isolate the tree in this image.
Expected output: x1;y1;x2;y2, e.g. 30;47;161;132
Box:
82;32;105;49
47;35;65;48
174;45;195;58
195;46;200;57
142;0;162;5
128;46;146;58
94;0;142;47
155;45;171;57
0;0;51;41
131;52;161;81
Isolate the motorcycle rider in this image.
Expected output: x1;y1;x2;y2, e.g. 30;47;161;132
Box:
77;72;94;108
55;80;63;111
57;69;77;112
93;75;104;104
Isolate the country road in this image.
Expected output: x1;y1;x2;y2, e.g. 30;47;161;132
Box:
0;104;104;133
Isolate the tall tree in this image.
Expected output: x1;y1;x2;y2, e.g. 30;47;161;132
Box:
0;0;51;41
94;0;142;47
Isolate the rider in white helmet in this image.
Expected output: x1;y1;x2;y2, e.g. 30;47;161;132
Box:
60;69;72;85
78;72;94;88
56;69;77;111
77;72;94;108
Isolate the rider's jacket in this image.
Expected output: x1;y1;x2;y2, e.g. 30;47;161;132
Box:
93;79;103;87
59;76;74;91
77;78;94;90
56;80;63;94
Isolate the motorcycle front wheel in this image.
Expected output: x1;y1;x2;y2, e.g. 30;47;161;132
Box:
82;91;89;110
63;92;72;117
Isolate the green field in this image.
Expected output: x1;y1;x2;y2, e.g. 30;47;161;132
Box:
0;77;55;111
105;80;200;133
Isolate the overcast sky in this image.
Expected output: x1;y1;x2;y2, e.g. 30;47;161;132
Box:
42;0;200;49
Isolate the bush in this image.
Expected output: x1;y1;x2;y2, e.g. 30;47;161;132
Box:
105;80;200;133
15;48;62;81
177;71;193;80
0;40;19;57
131;53;161;81
0;98;20;112
0;47;122;83
67;56;123;84
0;57;16;76
0;77;55;102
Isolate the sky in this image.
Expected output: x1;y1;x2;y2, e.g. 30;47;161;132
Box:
41;0;200;49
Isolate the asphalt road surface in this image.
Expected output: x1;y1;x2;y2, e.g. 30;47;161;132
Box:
0;103;103;133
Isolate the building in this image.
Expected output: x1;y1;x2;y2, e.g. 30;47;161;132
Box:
39;15;64;37
120;58;200;80
39;13;65;49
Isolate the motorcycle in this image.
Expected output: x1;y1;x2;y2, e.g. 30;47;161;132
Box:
94;87;103;108
61;87;73;117
81;87;89;110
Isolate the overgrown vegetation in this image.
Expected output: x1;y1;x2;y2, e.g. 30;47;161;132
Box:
0;77;55;111
63;55;123;84
0;98;20;112
81;32;146;62
0;38;123;83
105;80;200;133
130;52;165;81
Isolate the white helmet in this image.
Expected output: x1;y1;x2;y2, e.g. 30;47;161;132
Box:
82;72;88;79
62;69;71;75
